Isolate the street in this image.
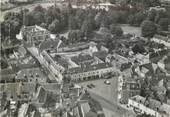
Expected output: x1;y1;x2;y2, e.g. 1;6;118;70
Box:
78;78;136;117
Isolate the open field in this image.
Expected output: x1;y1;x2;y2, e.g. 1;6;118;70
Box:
120;24;141;36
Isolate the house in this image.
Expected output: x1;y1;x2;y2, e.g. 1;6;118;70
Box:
16;25;54;46
128;95;170;117
120;62;132;77
10;0;33;3
106;53;129;68
57;41;97;53
93;51;108;62
67;63;114;82
118;75;141;104
149;6;166;12
71;54;95;66
18;103;29;117
135;63;158;78
15;67;47;83
135;53;150;65
40;50;64;82
151;35;170;48
39;39;61;52
51;54;70;69
0;68;15;83
33;85;61;110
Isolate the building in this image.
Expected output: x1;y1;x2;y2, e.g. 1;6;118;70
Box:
93;50;108;62
149;6;166;12
128;95;170;117
39;39;61;52
151;35;170;49
16;25;54;46
15;67;47;83
67;63;114;82
118;75;141;104
135;63;158;78
10;0;33;3
135;54;150;65
71;54;96;66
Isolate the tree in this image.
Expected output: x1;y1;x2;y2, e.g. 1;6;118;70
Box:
154;10;167;23
128;11;146;26
141;20;157;38
68;30;84;43
1;12;22;39
95;12;104;28
46;6;61;21
81;19;95;38
48;19;61;33
147;9;157;22
132;44;146;54
158;18;169;31
110;24;123;36
0;58;8;69
34;5;46;24
68;15;78;30
75;9;87;28
109;0;116;4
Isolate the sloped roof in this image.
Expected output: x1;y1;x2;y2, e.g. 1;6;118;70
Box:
131;95;170;115
68;63;112;74
93;51;108;61
39;39;60;52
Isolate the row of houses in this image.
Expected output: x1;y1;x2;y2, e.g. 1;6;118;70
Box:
128;95;170;117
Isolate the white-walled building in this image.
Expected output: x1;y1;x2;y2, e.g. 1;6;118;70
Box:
67;63;114;82
151;35;170;49
128;95;170;117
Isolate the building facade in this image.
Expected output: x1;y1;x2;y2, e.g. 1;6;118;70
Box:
118;75;141;104
67;63;114;82
128;95;170;117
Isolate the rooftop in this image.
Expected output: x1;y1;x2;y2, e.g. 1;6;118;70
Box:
131;95;170;115
15;67;47;82
51;55;70;69
67;63;112;74
71;54;95;65
154;34;170;42
39;39;60;52
93;51;108;61
21;25;49;36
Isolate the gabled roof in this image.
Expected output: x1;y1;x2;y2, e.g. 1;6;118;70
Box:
41;83;61;93
93;51;108;61
68;63;112;74
139;63;155;76
131;95;170;115
39;39;61;52
71;54;94;65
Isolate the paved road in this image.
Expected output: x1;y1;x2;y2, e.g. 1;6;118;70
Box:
79;78;136;117
27;47;63;82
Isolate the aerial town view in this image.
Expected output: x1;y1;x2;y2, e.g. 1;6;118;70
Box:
0;0;170;117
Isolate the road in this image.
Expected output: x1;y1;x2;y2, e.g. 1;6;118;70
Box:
27;47;63;82
78;78;136;117
89;91;135;117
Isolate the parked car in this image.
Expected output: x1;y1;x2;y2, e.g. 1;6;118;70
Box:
90;83;95;88
104;80;111;85
87;84;92;88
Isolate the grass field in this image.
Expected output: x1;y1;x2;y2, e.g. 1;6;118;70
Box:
120;24;141;36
